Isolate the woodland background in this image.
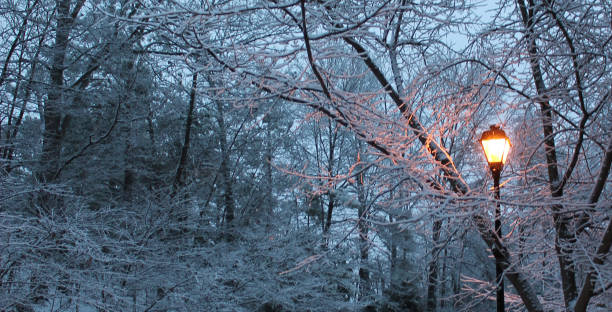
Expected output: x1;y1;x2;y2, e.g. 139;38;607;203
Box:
0;0;610;311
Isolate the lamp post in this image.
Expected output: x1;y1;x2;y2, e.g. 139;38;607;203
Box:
479;125;511;312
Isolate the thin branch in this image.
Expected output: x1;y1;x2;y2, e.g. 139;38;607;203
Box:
0;0;40;88
343;36;467;194
142;278;191;312
53;100;121;180
70;0;86;21
300;0;331;99
575;131;612;312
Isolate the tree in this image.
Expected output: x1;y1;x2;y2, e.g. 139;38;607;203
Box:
39;0;86;186
472;0;611;309
1;0;609;310
0;0;47;175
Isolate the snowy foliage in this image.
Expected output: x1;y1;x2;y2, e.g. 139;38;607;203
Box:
0;0;610;311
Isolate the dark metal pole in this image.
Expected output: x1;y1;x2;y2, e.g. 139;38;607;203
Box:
492;167;504;312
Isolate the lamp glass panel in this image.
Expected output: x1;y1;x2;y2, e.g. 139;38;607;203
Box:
481;138;510;164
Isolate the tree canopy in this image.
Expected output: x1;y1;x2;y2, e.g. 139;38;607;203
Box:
0;0;610;311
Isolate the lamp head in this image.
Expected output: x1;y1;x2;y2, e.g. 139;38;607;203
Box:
479;125;511;170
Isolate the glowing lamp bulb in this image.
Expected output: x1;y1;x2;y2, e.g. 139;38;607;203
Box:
480;125;511;166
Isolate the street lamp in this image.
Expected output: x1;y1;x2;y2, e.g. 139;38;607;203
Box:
479;125;511;312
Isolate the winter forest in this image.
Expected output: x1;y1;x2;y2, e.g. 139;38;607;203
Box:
0;0;610;311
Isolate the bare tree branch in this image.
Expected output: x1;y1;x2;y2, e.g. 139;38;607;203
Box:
575;131;612;312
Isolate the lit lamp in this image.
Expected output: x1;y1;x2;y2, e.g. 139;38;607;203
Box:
479;125;511;312
480;125;511;181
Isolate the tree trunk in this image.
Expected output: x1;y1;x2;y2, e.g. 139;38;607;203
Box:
322;120;338;246
264;124;274;216
427;219;442;311
174;72;198;193
37;0;85;213
215;95;234;226
516;1;578;307
40;0;72;184
355;145;370;299
575;133;612;312
121;61;137;202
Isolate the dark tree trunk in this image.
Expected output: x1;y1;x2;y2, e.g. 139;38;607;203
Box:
517;1;578;306
37;0;85;213
264;125;274;216
575;133;612;312
355;146;369;299
322;120;338;246
40;0;72;184
174;72;198;192
324;193;334;234
427;219;442;311
215;95;234;226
